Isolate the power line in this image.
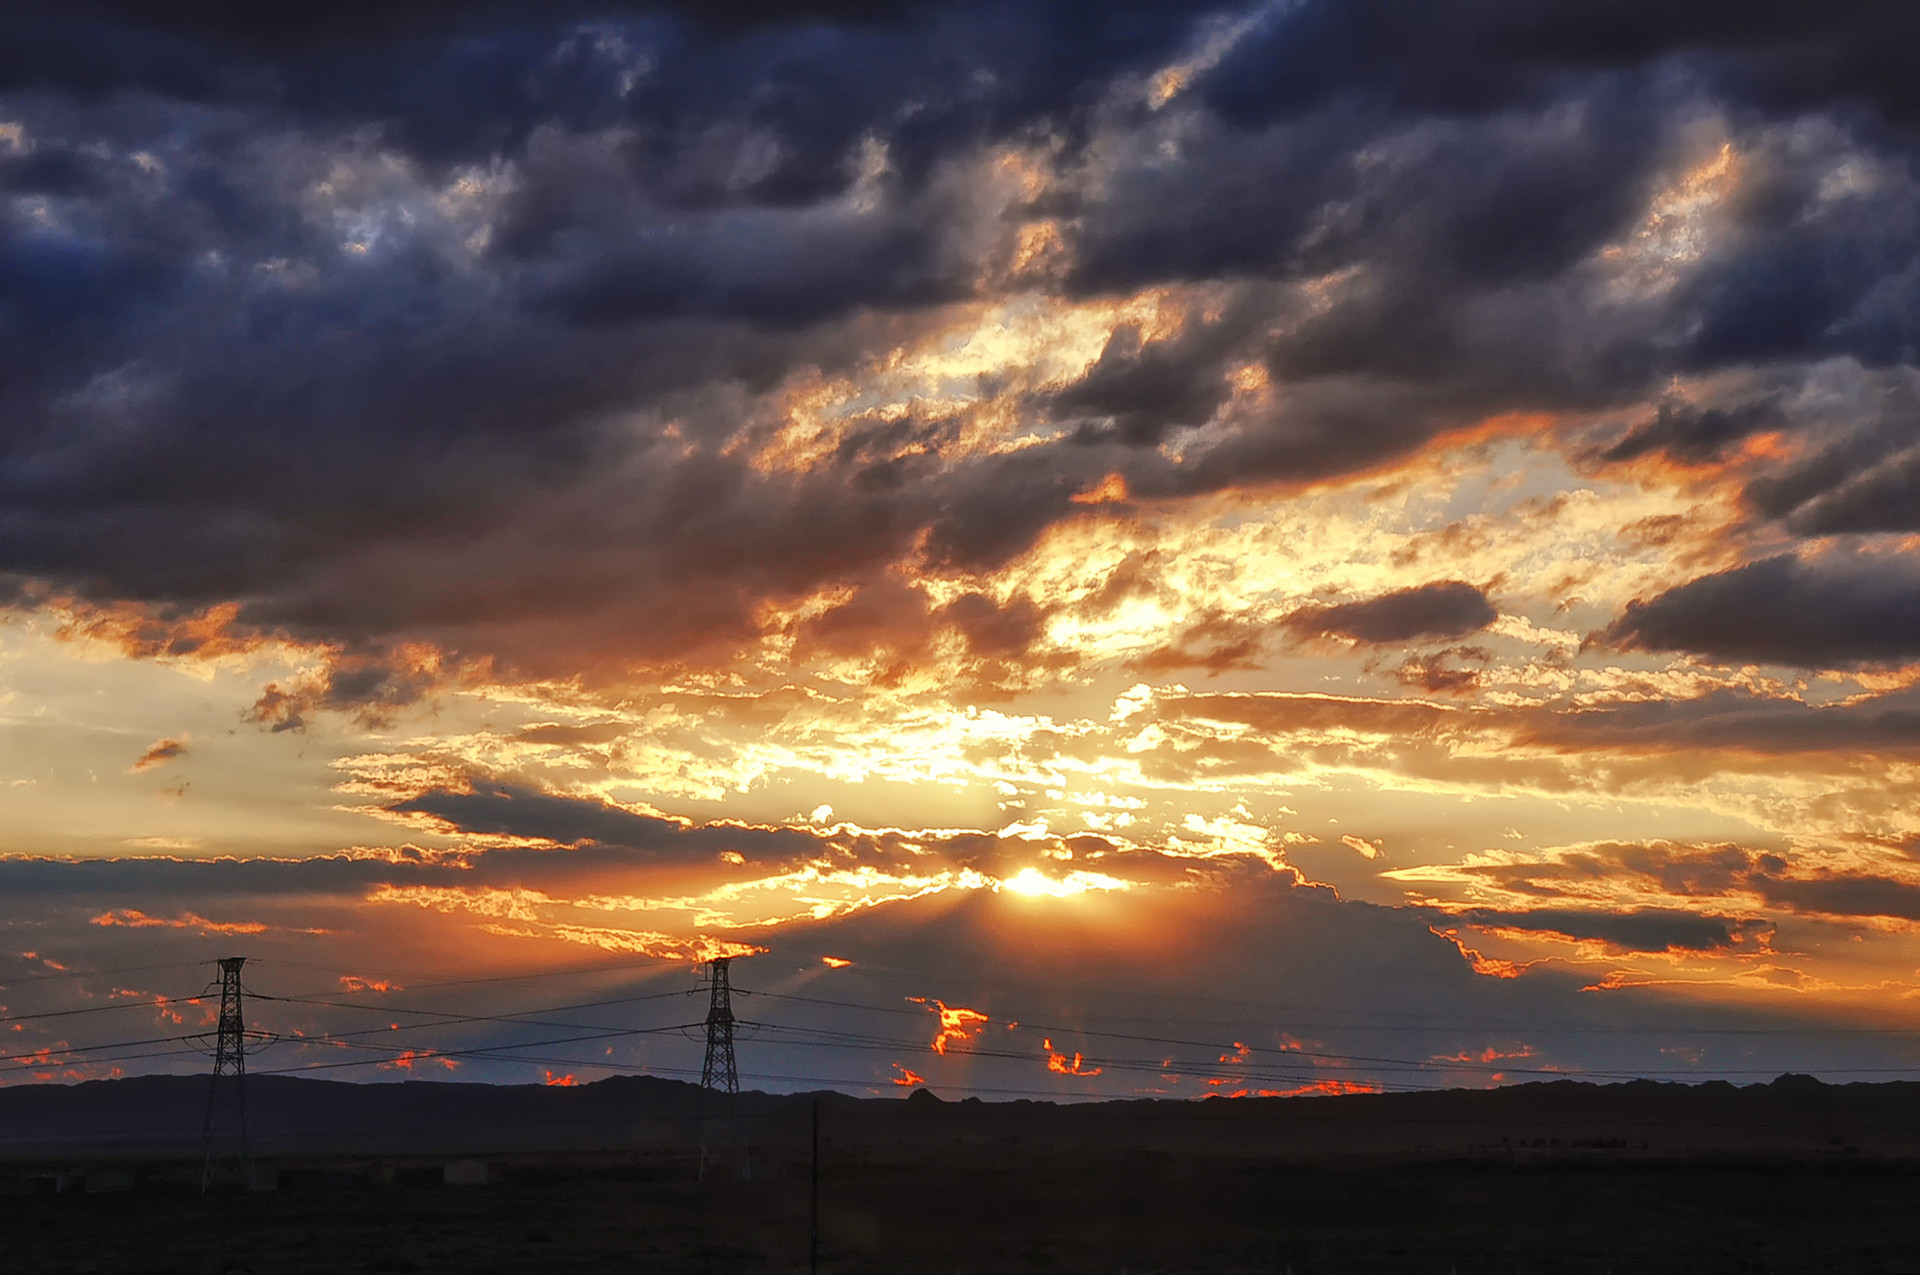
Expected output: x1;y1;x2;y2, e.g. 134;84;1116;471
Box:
263;953;1918;1040
249;976;1920;1089
733;1004;1692;1083
240;987;706;1063
24;956;1918;1098
0;958;214;985
251;984;696;1027
740;987;1920;1039
0;992;208;1027
736;1019;1569;1084
249;1020;707;1077
250;955;689;995
0;1032;212;1065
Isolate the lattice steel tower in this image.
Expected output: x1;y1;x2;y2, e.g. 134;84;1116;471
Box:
199;956;258;1193
699;956;739;1096
697;956;746;1179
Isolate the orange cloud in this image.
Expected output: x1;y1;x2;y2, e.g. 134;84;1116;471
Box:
55;599;265;663
1042;1038;1103;1076
1270;1079;1380;1098
381;1050;458;1072
339;976;402;993
543;1070;577;1087
129;737;188;772
908;997;988;1055
90;909;266;935
1427;927;1530;979
1435;1044;1537;1064
1070;472;1130;505
891;1063;926;1087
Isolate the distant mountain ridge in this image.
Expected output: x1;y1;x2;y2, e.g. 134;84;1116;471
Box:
3;1072;1917;1162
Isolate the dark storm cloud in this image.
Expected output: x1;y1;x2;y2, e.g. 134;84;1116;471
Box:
0;0;1917;690
1075;82;1664;300
1444;905;1753;954
0;1;1186;176
1498;682;1920;758
1424;840;1767;901
1749;870;1920;923
1284;582;1497;645
1600;554;1920;667
1602;397;1787;464
390;782;714;852
1054;0;1920;503
1428;839;1920;930
0;805;835;902
1736;382;1920;536
1050;295;1273;445
1147;681;1920;763
1057;93;1672;491
1195;2;1920;127
390;780;1137;880
386;780;895;869
1779;445;1920;535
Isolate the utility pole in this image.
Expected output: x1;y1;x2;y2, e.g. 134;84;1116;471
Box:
810;1097;820;1275
199;956;257;1193
697;956;744;1179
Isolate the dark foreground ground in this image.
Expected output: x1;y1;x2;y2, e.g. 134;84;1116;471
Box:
6;1147;1920;1274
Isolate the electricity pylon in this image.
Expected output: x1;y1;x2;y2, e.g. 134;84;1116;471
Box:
199;956;258;1193
697;956;745;1179
700;956;739;1096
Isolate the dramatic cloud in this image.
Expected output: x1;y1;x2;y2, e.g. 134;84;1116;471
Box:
3;0;1920;1097
1284;582;1498;646
1396;839;1920;933
1441;906;1756;955
1602;397;1787;465
1602;553;1920;667
0;0;1911;685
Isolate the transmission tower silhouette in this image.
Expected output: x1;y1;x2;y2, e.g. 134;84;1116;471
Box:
199;956;258;1193
697;956;746;1179
700;956;739;1095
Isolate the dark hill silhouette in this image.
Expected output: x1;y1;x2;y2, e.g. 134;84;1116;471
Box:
3;1071;1917;1162
8;1074;1920;1273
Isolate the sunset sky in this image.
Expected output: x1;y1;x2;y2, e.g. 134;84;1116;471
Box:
4;1;1920;1100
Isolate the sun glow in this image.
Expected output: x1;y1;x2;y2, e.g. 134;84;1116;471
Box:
999;867;1129;897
